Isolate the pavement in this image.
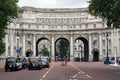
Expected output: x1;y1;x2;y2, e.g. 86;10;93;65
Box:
0;61;5;70
108;63;120;68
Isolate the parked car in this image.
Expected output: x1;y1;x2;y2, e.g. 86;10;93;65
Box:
104;57;115;64
41;56;50;68
28;57;42;70
4;57;22;71
19;57;28;69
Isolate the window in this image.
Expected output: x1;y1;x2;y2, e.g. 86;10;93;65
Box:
102;40;105;46
109;49;111;55
79;25;82;29
108;40;111;46
102;49;105;55
85;24;88;29
93;40;97;46
94;24;96;28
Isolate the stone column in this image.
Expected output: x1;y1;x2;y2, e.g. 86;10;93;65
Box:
51;35;55;61
99;33;102;55
89;33;92;61
99;32;102;61
33;34;36;56
23;34;26;56
5;35;8;56
89;33;92;55
11;32;14;56
70;34;74;61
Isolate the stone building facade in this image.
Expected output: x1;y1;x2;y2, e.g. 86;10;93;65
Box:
5;7;120;61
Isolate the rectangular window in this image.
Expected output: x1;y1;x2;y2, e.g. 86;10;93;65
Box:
94;24;96;28
102;40;105;46
108;40;111;46
109;49;111;55
102;49;105;55
85;24;88;29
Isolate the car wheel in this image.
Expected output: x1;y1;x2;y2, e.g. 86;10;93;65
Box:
28;67;31;70
46;65;49;68
5;68;8;72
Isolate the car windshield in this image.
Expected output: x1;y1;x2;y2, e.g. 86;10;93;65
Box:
29;58;38;62
6;58;16;63
41;58;48;61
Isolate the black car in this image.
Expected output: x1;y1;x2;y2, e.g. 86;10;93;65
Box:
4;57;22;71
28;57;42;70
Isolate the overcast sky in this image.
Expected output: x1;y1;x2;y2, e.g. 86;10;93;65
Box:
18;0;89;8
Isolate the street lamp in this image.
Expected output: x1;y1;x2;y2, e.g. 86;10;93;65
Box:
16;33;20;58
28;41;32;56
105;32;109;63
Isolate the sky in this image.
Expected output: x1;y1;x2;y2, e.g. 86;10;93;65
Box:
18;0;89;8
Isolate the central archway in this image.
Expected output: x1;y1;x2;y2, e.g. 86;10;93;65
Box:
55;38;70;61
75;37;89;62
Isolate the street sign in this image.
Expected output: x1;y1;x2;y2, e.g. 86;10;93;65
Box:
16;48;21;53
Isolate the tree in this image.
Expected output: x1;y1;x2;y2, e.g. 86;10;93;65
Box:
41;45;49;56
58;39;69;60
88;0;120;29
0;0;18;55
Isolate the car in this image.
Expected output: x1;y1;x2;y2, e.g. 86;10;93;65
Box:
104;57;115;64
4;57;22;71
28;57;42;70
19;57;28;69
41;57;50;68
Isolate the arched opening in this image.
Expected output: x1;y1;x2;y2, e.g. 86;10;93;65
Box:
25;49;33;57
92;48;99;61
55;38;70;61
74;37;89;62
36;38;51;57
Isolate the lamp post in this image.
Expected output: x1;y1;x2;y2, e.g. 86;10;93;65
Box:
106;33;109;63
28;41;31;56
16;33;20;58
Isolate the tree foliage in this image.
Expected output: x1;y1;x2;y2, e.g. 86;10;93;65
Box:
41;45;49;56
58;39;69;58
0;0;19;54
88;0;120;29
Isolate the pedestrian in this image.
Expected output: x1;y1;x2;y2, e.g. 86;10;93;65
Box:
64;56;68;66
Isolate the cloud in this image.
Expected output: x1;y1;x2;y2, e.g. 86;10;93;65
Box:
18;0;89;8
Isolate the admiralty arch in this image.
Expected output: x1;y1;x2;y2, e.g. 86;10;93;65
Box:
5;7;120;62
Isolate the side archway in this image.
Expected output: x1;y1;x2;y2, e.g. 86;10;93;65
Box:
75;37;89;62
92;48;99;61
36;37;51;56
25;49;33;57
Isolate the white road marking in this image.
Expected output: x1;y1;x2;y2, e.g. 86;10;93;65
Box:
86;74;92;78
69;62;92;79
40;63;54;80
115;72;120;74
69;62;80;71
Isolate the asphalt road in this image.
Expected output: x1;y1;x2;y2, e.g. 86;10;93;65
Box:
0;62;120;80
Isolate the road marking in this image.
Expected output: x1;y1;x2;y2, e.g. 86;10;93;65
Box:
86;74;92;78
40;62;54;80
69;62;80;71
69;62;92;79
115;72;120;74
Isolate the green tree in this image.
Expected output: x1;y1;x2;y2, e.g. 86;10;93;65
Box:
41;45;49;56
58;39;69;59
0;0;18;55
88;0;120;29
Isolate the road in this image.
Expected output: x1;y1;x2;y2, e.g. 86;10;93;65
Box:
0;62;120;80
